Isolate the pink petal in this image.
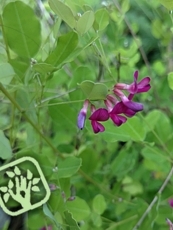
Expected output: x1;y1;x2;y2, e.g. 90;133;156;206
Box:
91;120;105;133
89;108;109;121
110;114;127;126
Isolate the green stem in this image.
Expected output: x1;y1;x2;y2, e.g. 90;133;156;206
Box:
0;15;11;61
0;83;58;155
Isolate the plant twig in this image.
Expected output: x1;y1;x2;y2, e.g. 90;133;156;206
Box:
132;166;173;229
0;83;59;155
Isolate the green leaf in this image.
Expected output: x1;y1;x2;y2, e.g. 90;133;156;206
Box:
3;193;10;203
57;157;82;178
43;203;62;229
144;110;161;132
92;194;106;215
80;80;108;100
27;169;33;180
31;186;40;192
76;11;95;35
95;8;109;31
64;211;80;230
32;178;40;185
121;116;146;142
32;63;55;75
80;148;98;174
111;148;138;179
45;31;78;67
2;1;41;57
48;100;77;133
8;180;14;189
49;0;76;29
0;131;12;159
158;0;173;10
14;166;21;176
0;186;8;193
6;171;15;178
168;72;173;90
0;63;15;84
66;196;91;221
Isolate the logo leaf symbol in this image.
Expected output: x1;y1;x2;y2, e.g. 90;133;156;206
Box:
0;186;8;193
31;186;40;192
14;166;21;175
27;169;33;180
6;171;15;178
32;178;40;185
8;180;14;189
3;193;10;203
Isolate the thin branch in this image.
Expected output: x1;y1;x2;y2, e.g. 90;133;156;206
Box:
132;166;173;229
0;83;59;155
113;0;151;76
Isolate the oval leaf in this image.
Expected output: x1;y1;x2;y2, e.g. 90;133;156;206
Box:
14;166;21;176
32;178;40;185
6;171;15;178
8;180;14;189
76;11;95;34
66;196;91;221
93;194;107;215
95;8;109;31
45;31;78;67
158;0;173;10
58;157;82;179
0;131;12;159
0;186;8;193
49;0;76;29
27;169;33;180
3;1;41;57
80;80;108;100
168;72;173;90
3;193;10;203
31;186;40;192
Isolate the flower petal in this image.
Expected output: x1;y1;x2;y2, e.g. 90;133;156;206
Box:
110;114;127;126
89;108;109;121
123;100;143;111
91;120;105;133
77;111;86;129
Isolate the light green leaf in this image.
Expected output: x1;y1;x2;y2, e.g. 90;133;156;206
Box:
2;1;41;57
32;178;40;185
95;8;109;30
168;72;173;90
31;186;40;192
48;100;77;133
92;194;106;215
64;211;80;230
158;0;173;10
80;80;108;100
14;166;21;176
57;157;82;178
66;196;91;221
0;186;8;193
32;63;55;75
45;31;78;67
0;63;15;84
6;171;15;178
43;203;62;229
3;193;10;203
8;180;14;189
49;0;76;29
27;169;33;180
76;11;95;35
0;131;12;159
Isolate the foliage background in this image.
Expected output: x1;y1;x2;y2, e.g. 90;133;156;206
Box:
0;0;173;229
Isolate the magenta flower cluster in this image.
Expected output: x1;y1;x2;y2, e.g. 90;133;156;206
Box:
77;71;151;133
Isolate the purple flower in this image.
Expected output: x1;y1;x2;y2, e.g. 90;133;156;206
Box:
77;100;89;129
89;106;109;133
169;199;173;208
115;70;151;94
114;89;143;112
